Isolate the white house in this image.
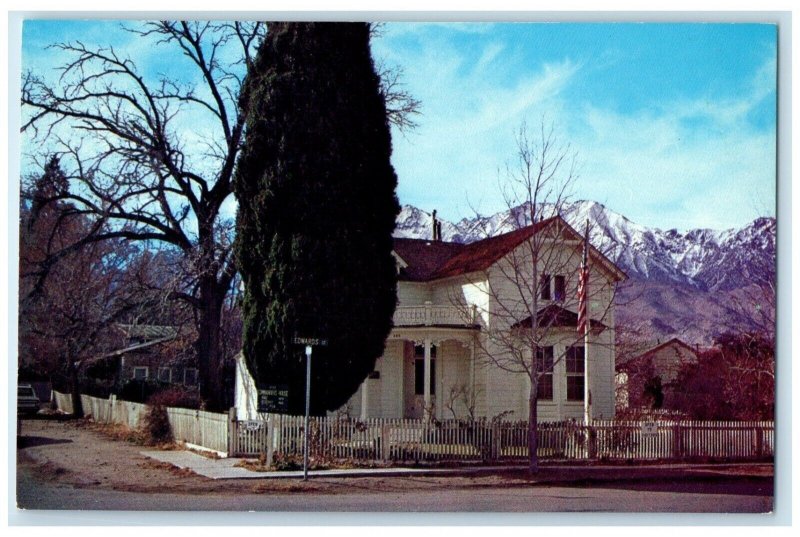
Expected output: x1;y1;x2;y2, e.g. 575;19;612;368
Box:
235;215;626;422
616;337;700;410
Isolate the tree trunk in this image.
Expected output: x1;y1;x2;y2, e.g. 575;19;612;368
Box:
196;277;226;410
528;377;539;474
68;357;84;418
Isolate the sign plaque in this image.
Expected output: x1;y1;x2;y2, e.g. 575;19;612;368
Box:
258;385;289;413
641;421;658;437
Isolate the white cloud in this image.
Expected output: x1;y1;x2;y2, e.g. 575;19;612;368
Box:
376;32;582;221
568;61;776;230
377;25;776;231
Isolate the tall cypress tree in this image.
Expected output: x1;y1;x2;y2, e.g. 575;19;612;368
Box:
234;23;400;415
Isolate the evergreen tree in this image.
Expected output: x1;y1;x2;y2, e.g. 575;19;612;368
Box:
234;23;399;415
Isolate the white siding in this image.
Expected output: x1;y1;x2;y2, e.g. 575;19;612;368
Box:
234;353;259;420
435;340;471;419
397;282;430;307
378;340;404;418
239;228;621;424
649;344;698;384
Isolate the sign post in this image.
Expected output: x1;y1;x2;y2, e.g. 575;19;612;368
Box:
303;345;312;481
293;336;328;481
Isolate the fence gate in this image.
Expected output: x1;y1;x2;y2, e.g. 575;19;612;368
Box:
231;418;273;457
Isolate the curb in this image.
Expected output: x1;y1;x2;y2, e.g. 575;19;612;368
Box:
141;450;773;482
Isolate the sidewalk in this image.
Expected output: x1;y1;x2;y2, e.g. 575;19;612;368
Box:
141;449;773;481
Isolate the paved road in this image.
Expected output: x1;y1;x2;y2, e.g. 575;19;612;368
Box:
15;466;772;517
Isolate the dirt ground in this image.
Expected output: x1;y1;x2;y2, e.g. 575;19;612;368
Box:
15;417;774;497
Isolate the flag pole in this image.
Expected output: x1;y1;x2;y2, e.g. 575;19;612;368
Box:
581;219;591;426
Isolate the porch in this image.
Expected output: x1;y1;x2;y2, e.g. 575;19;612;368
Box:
353;303;481;420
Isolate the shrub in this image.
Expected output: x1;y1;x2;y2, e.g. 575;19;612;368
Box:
146;386;201;409
143;404;173;445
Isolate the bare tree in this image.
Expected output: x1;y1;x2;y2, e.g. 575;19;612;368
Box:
453;120;623;472
19;171;153;416
443;383;482;421
21;21;420;409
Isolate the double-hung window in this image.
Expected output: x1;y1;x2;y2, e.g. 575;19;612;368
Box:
540;274;552;300
183;368;198;386
540;274;566;302
554;275;566;302
566;346;585;401
536;346;554;400
158;367;172;383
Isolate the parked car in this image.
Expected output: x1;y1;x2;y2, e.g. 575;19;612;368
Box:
17;383;40;416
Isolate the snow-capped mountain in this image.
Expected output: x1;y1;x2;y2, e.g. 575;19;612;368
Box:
395;201;775;292
395;201;776;346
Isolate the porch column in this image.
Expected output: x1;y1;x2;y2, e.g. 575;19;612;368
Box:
360;379;369;420
424;337;432;420
469;339;475;394
398;341;405;418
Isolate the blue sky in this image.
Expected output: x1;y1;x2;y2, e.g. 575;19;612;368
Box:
21;21;777;231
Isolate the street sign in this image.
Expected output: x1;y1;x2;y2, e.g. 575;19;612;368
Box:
258;385;289;413
292;336;328;346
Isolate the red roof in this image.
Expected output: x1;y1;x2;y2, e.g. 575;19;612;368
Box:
430;217;557;279
392;239;466;281
393;215;626;283
393;217;557;281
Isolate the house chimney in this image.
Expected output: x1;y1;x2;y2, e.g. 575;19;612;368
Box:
432;210;439;241
436;220;443;241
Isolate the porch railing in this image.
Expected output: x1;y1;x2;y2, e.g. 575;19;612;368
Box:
393;303;478;327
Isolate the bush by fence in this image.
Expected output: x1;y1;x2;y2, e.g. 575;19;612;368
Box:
53;391;228;454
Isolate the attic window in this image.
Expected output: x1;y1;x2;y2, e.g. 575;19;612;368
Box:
540;274;566;302
554;275;566;302
540;274;551;300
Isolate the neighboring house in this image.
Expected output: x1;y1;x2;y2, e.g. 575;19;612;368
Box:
235;215;626;422
616;337;699;410
100;324;199;388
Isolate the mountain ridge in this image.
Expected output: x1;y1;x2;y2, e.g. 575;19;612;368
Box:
394;201;776;346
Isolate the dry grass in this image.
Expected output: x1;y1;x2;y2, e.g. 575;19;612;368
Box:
81;420;178;450
137;459;198;478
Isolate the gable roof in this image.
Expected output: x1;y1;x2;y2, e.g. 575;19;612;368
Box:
100;335;176;359
116;324;178;340
392;238;466;281
512;304;607;332
430;217;558;280
393;216;626;283
633;338;699;362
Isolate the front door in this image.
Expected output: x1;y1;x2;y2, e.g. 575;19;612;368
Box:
403;343;435;418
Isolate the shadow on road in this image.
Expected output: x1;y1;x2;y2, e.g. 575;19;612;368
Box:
552;476;774;497
17;436;74;449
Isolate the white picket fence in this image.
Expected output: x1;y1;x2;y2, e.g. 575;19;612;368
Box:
229;414;774;462
53;391;230;455
166;407;229;454
52;392;774;463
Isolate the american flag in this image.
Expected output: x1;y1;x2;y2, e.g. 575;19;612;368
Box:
577;221;589;335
